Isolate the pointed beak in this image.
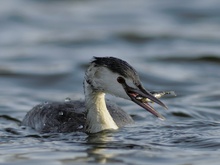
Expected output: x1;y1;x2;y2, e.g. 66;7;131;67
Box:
117;77;168;120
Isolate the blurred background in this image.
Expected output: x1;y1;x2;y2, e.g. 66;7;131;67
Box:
1;0;220;165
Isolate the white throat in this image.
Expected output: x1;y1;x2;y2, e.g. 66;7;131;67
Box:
84;80;118;133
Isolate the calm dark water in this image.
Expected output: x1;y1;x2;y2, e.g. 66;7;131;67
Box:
1;0;220;164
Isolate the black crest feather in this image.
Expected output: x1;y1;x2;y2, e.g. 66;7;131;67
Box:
92;57;141;85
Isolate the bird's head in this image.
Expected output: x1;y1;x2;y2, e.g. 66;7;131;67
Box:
84;56;167;119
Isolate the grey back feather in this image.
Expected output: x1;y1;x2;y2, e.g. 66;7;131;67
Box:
22;100;133;133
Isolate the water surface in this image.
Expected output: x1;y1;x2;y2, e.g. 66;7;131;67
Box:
1;0;220;164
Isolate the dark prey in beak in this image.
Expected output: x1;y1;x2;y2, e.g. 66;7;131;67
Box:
117;77;168;120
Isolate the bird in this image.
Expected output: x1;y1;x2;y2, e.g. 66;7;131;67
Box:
22;57;170;134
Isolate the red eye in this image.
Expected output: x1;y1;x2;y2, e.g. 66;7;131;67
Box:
117;77;125;84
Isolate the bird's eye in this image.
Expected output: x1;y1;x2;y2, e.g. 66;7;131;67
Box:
117;77;125;84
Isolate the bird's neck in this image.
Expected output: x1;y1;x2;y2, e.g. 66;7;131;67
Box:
84;81;118;133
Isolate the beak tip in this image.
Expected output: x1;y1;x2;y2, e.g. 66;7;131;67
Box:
158;115;166;121
160;102;168;110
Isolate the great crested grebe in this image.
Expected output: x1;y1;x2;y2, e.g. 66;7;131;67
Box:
22;57;174;134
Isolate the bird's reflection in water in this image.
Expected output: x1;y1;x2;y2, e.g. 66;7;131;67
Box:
85;130;121;164
61;130;123;164
68;130;152;164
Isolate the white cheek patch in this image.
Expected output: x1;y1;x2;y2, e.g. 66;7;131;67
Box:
85;66;138;100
